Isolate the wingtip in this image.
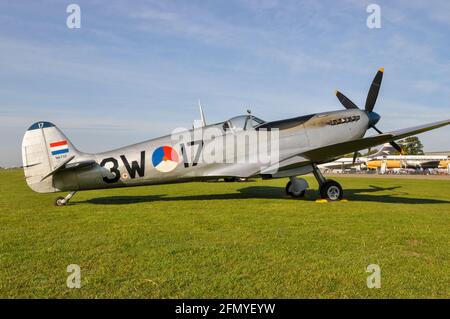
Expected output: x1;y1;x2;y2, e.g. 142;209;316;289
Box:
378;67;384;73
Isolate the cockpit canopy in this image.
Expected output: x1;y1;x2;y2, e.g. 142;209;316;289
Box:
223;115;265;131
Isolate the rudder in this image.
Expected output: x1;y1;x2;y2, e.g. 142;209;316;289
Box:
22;121;81;193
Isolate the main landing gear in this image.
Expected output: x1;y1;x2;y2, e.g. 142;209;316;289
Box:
55;191;77;206
312;163;343;201
285;164;343;201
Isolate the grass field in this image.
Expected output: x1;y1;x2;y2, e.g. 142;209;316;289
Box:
0;169;449;298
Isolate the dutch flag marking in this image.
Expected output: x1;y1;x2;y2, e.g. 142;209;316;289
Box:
50;140;69;155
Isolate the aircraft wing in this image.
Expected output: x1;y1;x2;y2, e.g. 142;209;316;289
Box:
302;119;450;163
385;119;450;140
302;135;390;162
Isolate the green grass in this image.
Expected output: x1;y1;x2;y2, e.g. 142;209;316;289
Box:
0;169;449;298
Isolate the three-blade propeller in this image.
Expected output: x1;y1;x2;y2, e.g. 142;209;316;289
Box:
335;67;403;163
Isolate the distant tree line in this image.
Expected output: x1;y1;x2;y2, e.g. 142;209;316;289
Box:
397;136;424;155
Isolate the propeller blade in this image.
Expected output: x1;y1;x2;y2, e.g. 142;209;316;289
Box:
371;125;403;154
335;90;359;109
365;67;384;112
389;141;403;154
370;125;383;134
352;151;358;164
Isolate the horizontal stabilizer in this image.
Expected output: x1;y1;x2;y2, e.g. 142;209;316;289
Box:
40;157;96;181
40;155;75;181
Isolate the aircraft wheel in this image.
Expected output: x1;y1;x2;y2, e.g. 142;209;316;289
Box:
319;180;343;201
55;196;67;206
285;181;306;198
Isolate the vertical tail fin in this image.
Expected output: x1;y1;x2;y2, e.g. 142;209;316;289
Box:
22;121;81;193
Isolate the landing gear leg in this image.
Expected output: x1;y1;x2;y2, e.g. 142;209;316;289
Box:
55;191;77;206
312;163;327;187
285;176;308;198
311;164;343;201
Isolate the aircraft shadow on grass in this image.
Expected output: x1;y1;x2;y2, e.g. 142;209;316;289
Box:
79;185;450;205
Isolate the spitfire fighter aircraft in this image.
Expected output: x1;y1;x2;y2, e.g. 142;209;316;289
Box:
22;68;450;205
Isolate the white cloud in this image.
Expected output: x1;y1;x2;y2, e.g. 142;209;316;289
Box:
414;80;442;94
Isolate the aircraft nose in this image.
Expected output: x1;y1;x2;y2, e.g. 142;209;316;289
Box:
367;111;380;127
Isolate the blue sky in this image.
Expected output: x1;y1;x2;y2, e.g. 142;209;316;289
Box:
0;0;449;166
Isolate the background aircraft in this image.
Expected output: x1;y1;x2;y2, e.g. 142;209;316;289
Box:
364;144;449;172
22;69;450;205
318;144;391;172
320;143;449;172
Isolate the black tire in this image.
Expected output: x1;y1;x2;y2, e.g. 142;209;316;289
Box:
319;180;343;201
55;196;66;206
224;177;236;182
285;181;292;195
285;181;306;198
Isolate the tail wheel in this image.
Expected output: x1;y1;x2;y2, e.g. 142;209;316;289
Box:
55;196;67;206
285;181;306;198
319;180;343;201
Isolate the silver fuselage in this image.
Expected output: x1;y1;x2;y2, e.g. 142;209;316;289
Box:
52;109;368;192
